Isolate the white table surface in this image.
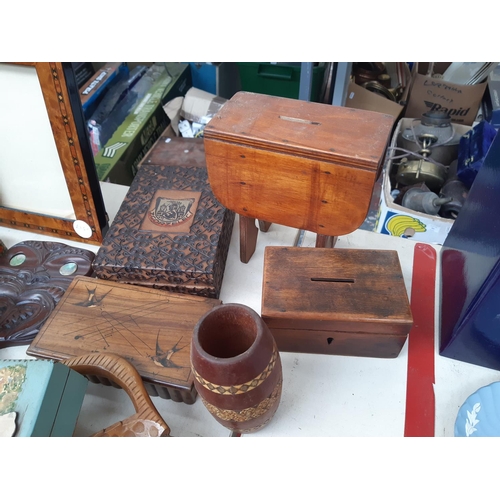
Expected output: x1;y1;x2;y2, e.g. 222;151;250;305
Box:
2;181;500;438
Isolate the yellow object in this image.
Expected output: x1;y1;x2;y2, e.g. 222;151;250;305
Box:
385;214;427;237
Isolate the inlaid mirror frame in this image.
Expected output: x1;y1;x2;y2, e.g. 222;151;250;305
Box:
0;62;107;244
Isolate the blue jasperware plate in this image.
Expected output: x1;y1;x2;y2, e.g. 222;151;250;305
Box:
455;382;500;437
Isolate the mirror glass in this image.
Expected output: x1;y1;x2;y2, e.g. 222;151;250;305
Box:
0;63;76;219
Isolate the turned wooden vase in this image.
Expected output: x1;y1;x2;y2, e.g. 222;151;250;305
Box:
191;303;283;433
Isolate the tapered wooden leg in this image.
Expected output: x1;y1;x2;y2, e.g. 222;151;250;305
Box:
240;216;259;263
258;220;272;232
315;234;338;248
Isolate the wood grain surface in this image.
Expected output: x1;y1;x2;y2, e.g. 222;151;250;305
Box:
27;276;222;403
141;135;207;170
261;247;413;358
204;92;393;236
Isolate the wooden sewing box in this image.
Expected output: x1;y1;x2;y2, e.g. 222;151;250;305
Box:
203;91;394;248
27;276;222;404
92;135;234;299
261;247;413;358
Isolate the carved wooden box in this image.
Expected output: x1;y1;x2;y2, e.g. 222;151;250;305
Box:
261;247;413;358
27;276;222;404
203;91;394;237
92;158;235;299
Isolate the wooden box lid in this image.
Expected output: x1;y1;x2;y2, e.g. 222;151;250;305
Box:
204;92;393;170
92;163;234;298
262;247;413;335
27;276;222;403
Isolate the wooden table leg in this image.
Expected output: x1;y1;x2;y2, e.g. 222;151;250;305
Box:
258;220;272;232
315;234;338;248
240;216;259;263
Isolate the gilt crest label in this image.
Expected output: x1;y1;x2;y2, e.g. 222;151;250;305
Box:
149;197;195;227
141;190;201;233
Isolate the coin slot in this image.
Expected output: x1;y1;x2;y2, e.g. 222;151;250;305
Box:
310;278;355;283
279;115;321;125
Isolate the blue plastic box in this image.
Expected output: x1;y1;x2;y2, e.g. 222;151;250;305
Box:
186;62;241;99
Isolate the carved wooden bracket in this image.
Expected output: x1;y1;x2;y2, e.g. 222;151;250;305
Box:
63;353;170;437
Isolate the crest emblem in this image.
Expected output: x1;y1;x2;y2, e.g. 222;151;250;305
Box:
148;197;195;227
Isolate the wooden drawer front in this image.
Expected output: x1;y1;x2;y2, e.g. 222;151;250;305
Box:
268;327;407;359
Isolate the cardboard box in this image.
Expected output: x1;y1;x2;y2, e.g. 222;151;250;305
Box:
94;63;191;186
369;117;471;245
345;80;404;122
181;87;227;124
405;63;487;126
163;87;227;137
346;64;412;122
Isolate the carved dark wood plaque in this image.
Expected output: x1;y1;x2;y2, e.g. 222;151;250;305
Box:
0;241;95;348
92;164;235;298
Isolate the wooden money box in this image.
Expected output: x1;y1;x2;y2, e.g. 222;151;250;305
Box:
203;92;394;238
261;247;413;358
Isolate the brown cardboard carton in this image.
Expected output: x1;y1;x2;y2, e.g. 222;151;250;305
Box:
405;63;487;125
345;80;404;122
369;117;471;245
